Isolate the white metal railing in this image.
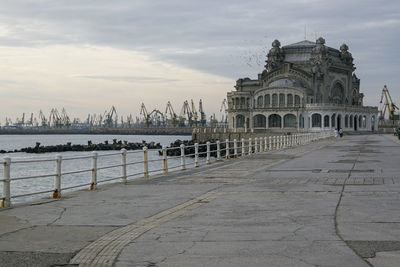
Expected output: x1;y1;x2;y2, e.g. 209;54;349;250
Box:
0;131;333;208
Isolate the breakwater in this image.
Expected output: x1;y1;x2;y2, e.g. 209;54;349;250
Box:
1;140;162;154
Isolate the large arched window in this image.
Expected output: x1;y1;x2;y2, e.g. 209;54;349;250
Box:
331;82;345;104
268;114;281;128
312;113;322;128
294;95;301;106
350;115;354;128
331;114;336;128
253;114;266;128
284;114;296;127
257;96;263;108
279;93;285;106
287;94;293;106
264;94;270;107
272;94;278;107
324;115;330;128
345;115;349;128
236;114;245;128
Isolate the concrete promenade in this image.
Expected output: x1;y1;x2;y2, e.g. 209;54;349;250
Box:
1;134;400;266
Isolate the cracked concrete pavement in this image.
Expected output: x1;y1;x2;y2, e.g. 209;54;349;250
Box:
1;134;400;266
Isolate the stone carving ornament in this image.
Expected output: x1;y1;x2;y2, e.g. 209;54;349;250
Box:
339;43;353;65
265;39;284;71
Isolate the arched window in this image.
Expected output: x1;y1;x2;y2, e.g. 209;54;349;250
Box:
331;114;336;128
345;115;349;128
279;93;285;106
359;116;362;128
257;96;263;108
253;114;266;128
272;94;278;107
236;114;245;128
295;95;301;106
312;113;322;128
324;115;330;127
268;114;281;128
350;115;353;128
362;116;367;128
265;94;270;107
331;82;345;104
284;114;296;127
287;94;293;106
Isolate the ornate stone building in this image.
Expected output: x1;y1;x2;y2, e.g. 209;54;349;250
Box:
227;38;378;132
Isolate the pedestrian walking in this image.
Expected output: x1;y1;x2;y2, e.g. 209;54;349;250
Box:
334;128;338;138
339;128;343;138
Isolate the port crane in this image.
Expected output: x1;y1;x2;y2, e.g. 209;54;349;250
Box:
165;101;178;127
198;99;206;126
103;106;118;128
379;85;399;126
179;100;193;126
140;103;151;127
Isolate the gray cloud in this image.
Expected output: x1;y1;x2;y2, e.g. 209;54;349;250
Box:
0;0;399;105
75;75;178;83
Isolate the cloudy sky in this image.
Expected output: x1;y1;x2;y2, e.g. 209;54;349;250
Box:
0;0;399;124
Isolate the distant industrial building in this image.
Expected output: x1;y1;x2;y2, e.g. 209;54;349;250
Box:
227;37;378;132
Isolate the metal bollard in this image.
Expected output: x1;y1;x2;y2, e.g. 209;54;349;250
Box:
120;149;127;184
233;139;238;158
53;155;62;198
241;138;245;157
206;141;211;164
162;146;168;174
90;152;98;190
254;137;258;153
225;139;230;160
180;144;186;170
216;140;221;161
194;143;199;167
249;138;252;154
1;158;11;208
143;146;149;178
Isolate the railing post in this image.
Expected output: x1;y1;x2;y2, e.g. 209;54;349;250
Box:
90;152;98;190
194;143;199;167
249;138;252;154
143;146;149;178
280;136;283;149
225;139;230;160
283;136;286;148
180;144;186;170
254;137;258;153
233;139;238;158
241;138;245;157
269;136;272;151
53;155;62;198
120;149;127;184
1;157;11;208
264;137;267;152
162;146;168;174
206;141;211;164
216;140;221;161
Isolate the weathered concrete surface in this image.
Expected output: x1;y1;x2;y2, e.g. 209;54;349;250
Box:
0;134;400;266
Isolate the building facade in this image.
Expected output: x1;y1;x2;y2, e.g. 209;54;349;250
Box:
227;38;378;132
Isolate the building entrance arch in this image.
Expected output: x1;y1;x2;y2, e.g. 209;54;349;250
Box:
354;115;358;131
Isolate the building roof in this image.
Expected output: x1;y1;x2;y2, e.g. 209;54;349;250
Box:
283;40;315;48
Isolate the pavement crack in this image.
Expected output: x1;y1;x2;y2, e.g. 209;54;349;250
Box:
47;206;67;226
334;135;374;267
